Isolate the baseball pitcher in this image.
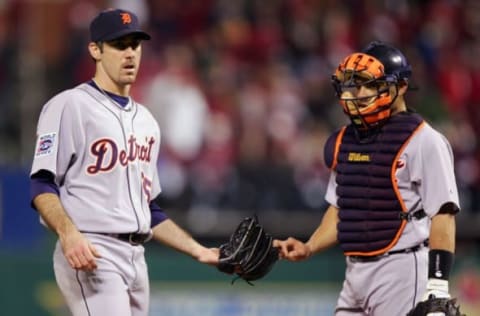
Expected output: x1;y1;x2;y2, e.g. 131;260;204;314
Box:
30;9;219;316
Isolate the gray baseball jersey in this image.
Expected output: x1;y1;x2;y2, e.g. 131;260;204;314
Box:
31;82;161;316
325;122;460;316
31;83;161;234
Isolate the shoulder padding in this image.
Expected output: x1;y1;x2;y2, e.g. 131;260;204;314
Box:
324;128;344;169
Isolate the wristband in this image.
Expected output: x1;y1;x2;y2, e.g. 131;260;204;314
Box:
428;249;453;280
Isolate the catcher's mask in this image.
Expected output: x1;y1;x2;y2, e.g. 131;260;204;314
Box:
331;41;411;135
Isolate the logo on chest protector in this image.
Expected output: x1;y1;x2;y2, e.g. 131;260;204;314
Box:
87;135;155;174
348;152;371;162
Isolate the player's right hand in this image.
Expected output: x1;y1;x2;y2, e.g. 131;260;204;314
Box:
195;247;220;266
273;237;312;261
59;229;102;272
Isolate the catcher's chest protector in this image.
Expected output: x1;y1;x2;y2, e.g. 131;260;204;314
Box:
325;113;424;256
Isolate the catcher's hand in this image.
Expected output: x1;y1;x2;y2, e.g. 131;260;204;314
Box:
407;296;465;316
217;216;278;284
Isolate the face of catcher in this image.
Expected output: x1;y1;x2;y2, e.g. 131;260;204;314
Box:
88;34;144;95
333;53;408;130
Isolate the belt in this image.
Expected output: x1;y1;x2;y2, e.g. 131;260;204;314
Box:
348;239;429;263
112;232;153;245
85;231;153;246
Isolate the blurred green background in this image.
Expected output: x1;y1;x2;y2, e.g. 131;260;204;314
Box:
1;235;479;316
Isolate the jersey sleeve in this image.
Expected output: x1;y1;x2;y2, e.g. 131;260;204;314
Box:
30;90;82;185
31;97;62;177
145;107;162;199
324;171;339;207
149;200;168;227
410;125;460;217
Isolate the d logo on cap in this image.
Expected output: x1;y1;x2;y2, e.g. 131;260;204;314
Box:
120;13;132;24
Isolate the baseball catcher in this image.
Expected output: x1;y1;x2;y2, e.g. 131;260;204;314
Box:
217;216;279;284
274;41;463;316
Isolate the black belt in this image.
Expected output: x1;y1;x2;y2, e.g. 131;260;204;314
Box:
348;239;429;263
113;232;152;245
84;231;153;246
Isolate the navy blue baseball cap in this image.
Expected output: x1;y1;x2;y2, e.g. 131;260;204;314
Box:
90;8;151;42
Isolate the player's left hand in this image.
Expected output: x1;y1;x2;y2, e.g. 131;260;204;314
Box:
407;278;465;316
421;279;452;316
422;279;450;301
407;297;465;316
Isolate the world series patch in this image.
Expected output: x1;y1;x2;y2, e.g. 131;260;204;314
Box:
35;133;56;156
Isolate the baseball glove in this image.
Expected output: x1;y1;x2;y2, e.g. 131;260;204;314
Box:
217;216;278;284
407;297;465;316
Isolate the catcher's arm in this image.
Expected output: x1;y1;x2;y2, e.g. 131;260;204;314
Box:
422;210;456;302
407;204;463;316
274;205;339;261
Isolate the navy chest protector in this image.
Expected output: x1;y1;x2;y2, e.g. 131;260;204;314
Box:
324;112;424;256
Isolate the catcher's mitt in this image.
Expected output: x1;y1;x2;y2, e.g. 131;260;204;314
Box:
407;297;465;316
217;216;278;284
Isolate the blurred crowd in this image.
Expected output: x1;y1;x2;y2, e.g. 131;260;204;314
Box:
1;0;480;214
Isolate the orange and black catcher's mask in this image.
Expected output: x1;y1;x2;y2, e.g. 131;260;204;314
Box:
331;41;412;137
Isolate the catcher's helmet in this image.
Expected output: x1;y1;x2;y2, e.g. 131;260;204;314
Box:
361;41;411;83
332;41;411;134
